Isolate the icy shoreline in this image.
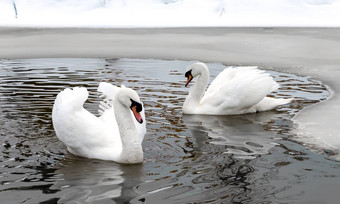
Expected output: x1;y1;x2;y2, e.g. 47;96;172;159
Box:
0;27;339;159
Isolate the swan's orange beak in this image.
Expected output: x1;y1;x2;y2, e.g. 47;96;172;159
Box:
185;70;193;87
132;105;143;124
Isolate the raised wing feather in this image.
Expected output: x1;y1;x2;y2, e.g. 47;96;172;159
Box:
98;82;120;100
201;67;279;114
97;82;120;115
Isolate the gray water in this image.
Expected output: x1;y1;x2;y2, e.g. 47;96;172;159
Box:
0;58;339;203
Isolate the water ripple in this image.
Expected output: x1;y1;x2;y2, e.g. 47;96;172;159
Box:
0;58;337;203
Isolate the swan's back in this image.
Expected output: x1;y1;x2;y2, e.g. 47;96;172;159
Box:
201;67;282;114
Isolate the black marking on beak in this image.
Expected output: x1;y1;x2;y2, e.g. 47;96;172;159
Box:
130;99;143;124
185;70;193;87
130;99;143;113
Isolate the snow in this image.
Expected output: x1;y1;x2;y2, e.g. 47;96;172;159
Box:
1;0;340;27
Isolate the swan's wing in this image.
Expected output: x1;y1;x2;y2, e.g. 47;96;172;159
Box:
52;87;101;145
201;67;279;113
53;87;89;113
98;82;120;100
52;87;90;144
52;87;121;158
97;82;120;115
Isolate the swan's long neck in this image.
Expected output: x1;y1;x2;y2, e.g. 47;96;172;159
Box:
185;68;209;106
114;99;143;163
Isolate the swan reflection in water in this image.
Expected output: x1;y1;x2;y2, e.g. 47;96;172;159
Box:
53;155;145;203
182;111;290;159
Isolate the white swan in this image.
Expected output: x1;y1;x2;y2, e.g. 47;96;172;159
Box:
183;62;292;115
52;82;146;164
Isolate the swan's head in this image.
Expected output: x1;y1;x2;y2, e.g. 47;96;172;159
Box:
118;87;144;124
185;62;208;87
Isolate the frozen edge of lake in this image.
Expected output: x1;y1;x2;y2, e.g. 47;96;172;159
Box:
1;27;339;159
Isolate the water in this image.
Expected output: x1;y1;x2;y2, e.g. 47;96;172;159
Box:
1;0;340;27
0;58;339;203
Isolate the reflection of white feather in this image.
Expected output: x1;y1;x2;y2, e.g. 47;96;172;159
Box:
183;113;280;159
52;83;146;163
183;62;292;115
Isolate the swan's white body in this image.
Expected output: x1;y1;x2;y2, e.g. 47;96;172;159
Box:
183;62;292;115
52;82;146;163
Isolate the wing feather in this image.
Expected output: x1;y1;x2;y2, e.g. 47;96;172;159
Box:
201;67;279;114
97;82;120;115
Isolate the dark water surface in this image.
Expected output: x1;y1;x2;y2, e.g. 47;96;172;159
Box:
0;58;339;203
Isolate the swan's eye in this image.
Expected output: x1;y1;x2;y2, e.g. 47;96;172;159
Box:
130;99;142;112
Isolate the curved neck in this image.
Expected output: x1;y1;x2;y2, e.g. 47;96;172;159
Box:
114;99;143;163
185;69;210;105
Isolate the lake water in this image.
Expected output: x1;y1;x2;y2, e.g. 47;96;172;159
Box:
0;58;339;203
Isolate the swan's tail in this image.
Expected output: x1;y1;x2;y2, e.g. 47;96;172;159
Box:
254;97;293;112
